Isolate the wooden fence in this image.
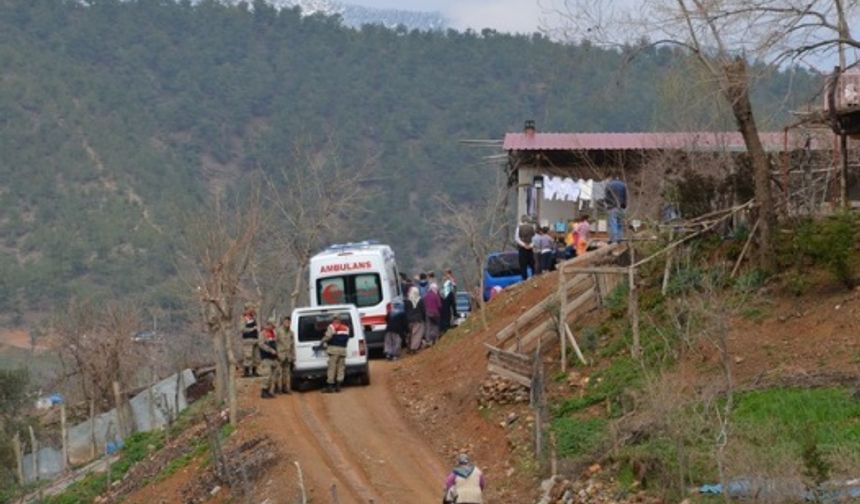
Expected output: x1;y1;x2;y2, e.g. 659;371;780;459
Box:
487;243;627;386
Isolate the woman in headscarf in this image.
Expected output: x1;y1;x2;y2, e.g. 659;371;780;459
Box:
404;286;425;353
422;282;442;346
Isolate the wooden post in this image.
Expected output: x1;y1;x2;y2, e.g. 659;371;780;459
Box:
514;317;521;353
12;432;24;484
661;228;675;295
731;219;760;278
28;425;39;482
112;381;127;439
840;133;848;209
148;371;157;429
105;421;114;491
558;267;567;372
594;273;604;307
628;246;641;359
564;325;588;366
60;403;69;472
89;398;97;461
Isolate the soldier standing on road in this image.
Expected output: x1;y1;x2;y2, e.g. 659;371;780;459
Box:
443;453;485;504
276;315;294;394
241;304;260;377
320;313;350;393
258;318;279;399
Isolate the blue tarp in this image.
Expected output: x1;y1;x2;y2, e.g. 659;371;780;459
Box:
699;479;860;502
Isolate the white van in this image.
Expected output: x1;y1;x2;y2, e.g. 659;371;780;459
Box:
309;241;403;352
290;304;370;387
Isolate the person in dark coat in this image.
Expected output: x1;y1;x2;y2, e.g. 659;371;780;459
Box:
439;269;457;333
383;304;407;360
422;283;442;346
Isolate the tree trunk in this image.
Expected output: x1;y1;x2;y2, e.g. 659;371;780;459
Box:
289;262;306;310
722;58;776;271
221;323;240;426
211;322;228;404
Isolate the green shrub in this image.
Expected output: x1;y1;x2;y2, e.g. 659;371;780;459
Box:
792;212;859;289
552;417;608;458
604;282;629;318
665;267;704;296
733;269;766;294
554;356;641;417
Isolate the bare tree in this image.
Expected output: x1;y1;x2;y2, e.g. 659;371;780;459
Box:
181;186;263;426
264;138;376;310
54;300;143;438
545;0;860;270
435;169;511;328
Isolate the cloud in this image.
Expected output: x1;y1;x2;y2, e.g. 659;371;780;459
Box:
347;0;543;34
443;0;542;34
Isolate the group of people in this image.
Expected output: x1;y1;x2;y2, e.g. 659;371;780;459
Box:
515;175;628;280
514;215;590;279
382;269;459;361
240;305;294;399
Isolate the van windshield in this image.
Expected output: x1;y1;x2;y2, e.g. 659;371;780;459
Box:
317;273;382;307
297;312;354;342
486;253;521;278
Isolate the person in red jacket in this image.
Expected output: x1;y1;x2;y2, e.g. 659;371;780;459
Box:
320;314;350;393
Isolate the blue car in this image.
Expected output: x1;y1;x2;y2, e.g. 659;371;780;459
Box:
483;251;528;301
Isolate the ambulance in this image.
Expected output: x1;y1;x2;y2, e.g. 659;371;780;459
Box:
309;241;404;352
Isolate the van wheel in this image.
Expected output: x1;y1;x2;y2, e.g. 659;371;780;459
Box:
290;375;304;392
358;368;371;386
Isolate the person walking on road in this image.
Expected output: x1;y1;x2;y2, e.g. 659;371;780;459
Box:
321;313;350;393
405;286;425;353
605;175;627;244
240;304;260;377
515;214;536;281
275;315;294;394
383;304;406;360
443;453;485;504
258;318;279;399
423;283;442;346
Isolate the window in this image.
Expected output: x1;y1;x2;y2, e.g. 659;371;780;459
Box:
355;274;382;306
486;253;521;278
297;313;353;342
316;273;382;308
319;277;346;305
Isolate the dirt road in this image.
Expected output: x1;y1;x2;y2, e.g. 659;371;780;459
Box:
248;360;448;504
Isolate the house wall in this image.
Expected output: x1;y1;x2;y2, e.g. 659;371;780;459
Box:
517;166;606;230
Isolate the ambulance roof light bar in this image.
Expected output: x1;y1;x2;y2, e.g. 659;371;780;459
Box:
324;240;380;251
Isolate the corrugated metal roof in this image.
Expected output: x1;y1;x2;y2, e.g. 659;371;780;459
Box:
503;132;824;152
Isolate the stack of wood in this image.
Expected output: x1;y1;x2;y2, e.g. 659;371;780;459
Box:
477;374;529;407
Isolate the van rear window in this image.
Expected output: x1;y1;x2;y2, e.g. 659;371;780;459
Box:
486;253;521;278
297;313;354;342
317;273;382;307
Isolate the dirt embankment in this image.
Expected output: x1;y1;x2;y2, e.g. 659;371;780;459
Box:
125;363;449;503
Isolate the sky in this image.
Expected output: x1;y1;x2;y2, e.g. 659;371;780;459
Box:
348;0;545;34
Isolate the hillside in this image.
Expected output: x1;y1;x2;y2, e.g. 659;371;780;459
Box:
0;0;821;323
37;239;859;503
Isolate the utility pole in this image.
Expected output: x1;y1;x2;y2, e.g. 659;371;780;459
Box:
834;0;849;208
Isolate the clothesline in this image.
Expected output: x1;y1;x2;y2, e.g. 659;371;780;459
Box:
541;175;607;203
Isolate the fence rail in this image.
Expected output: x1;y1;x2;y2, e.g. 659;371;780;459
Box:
487;243;627;386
